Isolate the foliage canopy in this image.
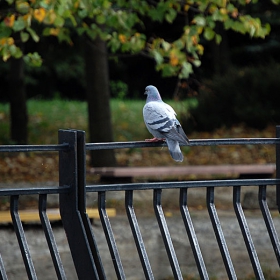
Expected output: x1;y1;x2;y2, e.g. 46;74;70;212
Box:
0;0;275;78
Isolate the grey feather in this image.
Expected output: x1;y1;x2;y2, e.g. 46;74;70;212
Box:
166;139;184;162
143;85;189;162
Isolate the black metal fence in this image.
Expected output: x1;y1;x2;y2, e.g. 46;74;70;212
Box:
1;128;280;280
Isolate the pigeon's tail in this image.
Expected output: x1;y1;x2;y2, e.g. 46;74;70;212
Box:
166;139;183;162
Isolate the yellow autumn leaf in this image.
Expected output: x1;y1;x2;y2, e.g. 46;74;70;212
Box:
118;34;127;43
0;38;7;46
23;14;32;26
0;37;15;46
74;0;80;9
34;8;46;22
49;28;60;36
7;37;14;45
197;44;204;55
184;5;190;12
208;5;217;14
46;9;56;24
4;14;15;27
197;26;203;35
220;8;227;15
170;52;179;66
191;35;198;45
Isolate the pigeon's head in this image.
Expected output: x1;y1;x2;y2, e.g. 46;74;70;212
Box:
144;85;162;102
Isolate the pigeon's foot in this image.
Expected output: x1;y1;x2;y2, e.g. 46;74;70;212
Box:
145;137;165;142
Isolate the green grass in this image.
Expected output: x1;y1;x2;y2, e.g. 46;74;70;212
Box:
0;98;196;145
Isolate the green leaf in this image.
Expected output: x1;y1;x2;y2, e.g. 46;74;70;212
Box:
16;2;30;14
2;49;11;61
193;59;201;67
23;52;42;67
161;64;177;77
173;39;184;50
20;31;29;43
165;8;176;23
0;25;12;38
96;14;106;24
162;41;171;51
42;27;51;36
54;15;65;27
194;16;206;27
27;27;39;42
76;27;86;36
57;28;71;43
206;16;216;29
9;44;18;55
179;62;193;79
78;9;88;18
148;6;165;22
204;27;215;40
13;18;26;32
152;50;164;65
215;34;222;44
224;19;234;30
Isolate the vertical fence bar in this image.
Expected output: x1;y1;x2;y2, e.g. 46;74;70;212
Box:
276;126;280;213
206;187;237;280
153;189;183;280
98;191;126;280
76;130;106;279
258;185;280;266
125;190;154;280
233;186;264;280
59;129;100;280
10;195;37;280
179;188;209;280
38;194;66;280
0;254;8;280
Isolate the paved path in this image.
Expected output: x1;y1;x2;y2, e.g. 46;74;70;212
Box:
0;210;279;280
0;183;279;279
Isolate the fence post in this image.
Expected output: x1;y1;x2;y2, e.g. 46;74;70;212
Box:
58;129;100;280
76;130;106;279
276;126;280;213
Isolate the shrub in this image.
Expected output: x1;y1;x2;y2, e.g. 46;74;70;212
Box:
183;62;280;132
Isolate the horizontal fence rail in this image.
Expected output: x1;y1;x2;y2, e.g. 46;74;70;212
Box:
0;143;69;153
86;137;280;150
87;178;280;192
0;128;279;280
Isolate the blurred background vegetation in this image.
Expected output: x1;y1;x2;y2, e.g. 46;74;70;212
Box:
1;2;280;121
1;0;280;167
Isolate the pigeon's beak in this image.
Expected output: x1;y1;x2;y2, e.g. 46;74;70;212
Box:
144;90;148;95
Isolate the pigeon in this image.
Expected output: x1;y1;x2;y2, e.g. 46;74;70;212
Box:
143;85;189;162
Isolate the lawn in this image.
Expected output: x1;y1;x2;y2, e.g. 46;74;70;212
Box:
0;98;195;144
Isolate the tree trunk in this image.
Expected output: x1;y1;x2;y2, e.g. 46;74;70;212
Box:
84;36;116;167
9;41;28;144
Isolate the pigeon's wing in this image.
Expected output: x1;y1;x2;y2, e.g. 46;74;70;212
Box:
161;104;189;144
163;125;189;144
174;119;189;143
143;102;175;133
